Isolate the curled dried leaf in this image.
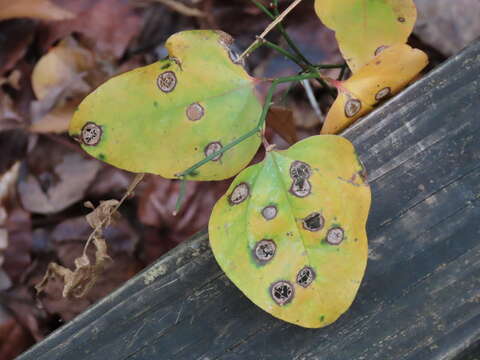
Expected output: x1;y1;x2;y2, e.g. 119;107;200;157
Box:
35;236;112;298
85;199;120;229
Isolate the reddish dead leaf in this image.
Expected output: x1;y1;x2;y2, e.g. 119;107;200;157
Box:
0;19;36;75
3;206;32;284
266;106;297;145
138;175;230;245
0;0;75;21
0;306;34;360
0;92;23;132
40;0;143;59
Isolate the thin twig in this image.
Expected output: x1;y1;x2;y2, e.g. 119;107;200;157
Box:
240;0;303;60
82;173;145;256
301;79;324;123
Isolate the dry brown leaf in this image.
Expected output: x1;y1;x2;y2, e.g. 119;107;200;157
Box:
41;0;143;59
84;200;120;229
266;105;297;145
31;37;94;100
0;70;22;90
29;99;79;134
0;0;75;21
35;236;112;298
18;152;101;214
0;91;23;131
0;20;36;75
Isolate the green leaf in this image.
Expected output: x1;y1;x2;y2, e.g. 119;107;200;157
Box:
69;30;263;180
209;135;371;328
315;0;417;72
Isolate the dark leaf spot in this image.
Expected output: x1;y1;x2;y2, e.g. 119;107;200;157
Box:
270;281;294;305
326;227;344;245
375;87;391;101
290;161;311;180
344;98;362;118
262;205;277;220
398;16;405;23
303;212;324;232
374;45;388;56
253;239;276;264
186;103;204;121
228;182;249;205
296;266;315;288
157;71;177;93
204;141;223;161
81;122;102;146
290;178;311;198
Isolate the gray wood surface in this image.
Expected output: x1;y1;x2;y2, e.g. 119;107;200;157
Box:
18;40;480;360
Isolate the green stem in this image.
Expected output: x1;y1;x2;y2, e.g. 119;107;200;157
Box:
176;72;321;179
315;64;346;69
261;39;306;69
250;0;312;67
338;63;348;80
173;177;187;215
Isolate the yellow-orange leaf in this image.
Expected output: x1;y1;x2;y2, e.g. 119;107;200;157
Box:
315;0;417;72
321;44;428;135
0;0;74;21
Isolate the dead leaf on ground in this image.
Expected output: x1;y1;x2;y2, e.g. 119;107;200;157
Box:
138;175;230;241
39;0;143;59
0;305;34;360
32;37;94;100
18;138;101;214
0;0;75;22
266;106;297;145
0;93;23;132
29;98;80;134
35;236;111;298
415;0;480;56
0;20;36;75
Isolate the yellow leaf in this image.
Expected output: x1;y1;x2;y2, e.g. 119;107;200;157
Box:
209;135;371;328
315;0;417;72
321;44;428;135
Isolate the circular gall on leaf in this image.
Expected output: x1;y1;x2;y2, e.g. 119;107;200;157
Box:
209;135;371;328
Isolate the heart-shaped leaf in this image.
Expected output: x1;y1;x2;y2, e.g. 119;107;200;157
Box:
321;44;428;134
209;135;371;328
315;0;417;72
69;30;263;180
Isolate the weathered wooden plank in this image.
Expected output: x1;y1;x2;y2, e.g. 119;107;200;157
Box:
18;41;480;360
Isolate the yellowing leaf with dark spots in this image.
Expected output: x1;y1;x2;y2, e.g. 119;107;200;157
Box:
209;135;371;328
321;44;428;135
315;0;417;72
69;30;263;181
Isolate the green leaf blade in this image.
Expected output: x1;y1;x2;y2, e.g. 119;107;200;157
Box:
209;135;371;328
69;30;263;180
